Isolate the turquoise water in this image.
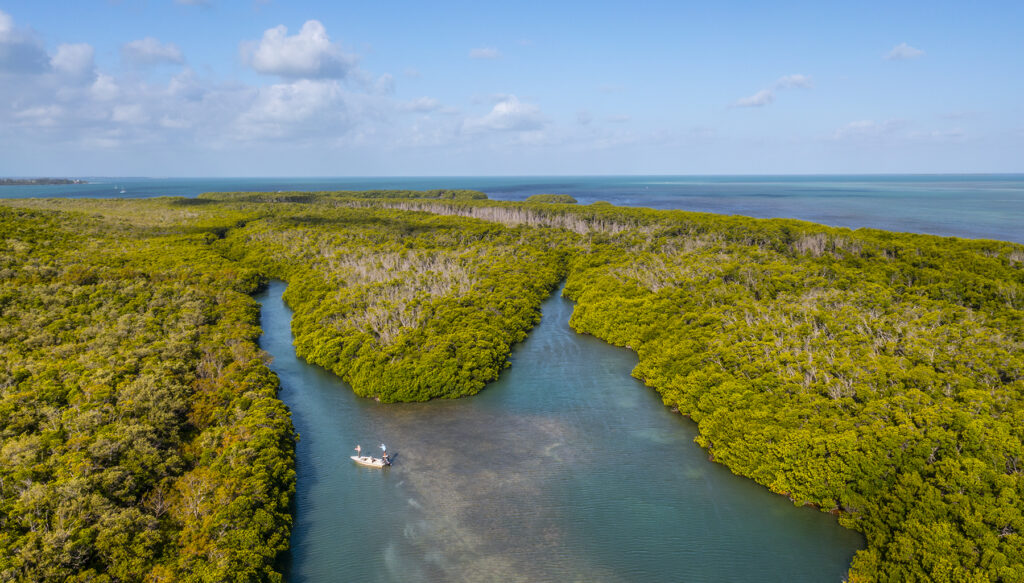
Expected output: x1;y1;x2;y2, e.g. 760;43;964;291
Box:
257;281;864;582
2;174;1022;243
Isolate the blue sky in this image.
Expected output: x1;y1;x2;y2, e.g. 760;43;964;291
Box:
0;0;1021;176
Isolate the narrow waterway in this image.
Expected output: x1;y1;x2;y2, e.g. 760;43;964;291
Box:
256;281;864;582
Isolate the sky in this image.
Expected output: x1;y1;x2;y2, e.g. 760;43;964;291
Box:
0;0;1022;176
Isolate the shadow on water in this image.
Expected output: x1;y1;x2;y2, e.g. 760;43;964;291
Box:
256;280;864;583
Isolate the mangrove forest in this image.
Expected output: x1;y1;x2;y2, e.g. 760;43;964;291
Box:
1;190;1022;582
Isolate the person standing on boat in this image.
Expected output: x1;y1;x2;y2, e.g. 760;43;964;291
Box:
354;445;361;457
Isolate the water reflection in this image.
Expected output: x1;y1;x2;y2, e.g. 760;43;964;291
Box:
257;281;863;582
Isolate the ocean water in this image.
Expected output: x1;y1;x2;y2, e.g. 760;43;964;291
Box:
2;174;1022;244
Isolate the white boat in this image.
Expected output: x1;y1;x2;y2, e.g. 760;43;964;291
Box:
351;443;391;468
350;455;389;468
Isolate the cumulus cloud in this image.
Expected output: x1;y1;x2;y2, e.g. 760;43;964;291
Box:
885;43;924;60
111;104;148;125
123;37;184;67
733;74;812;108
469;47;501;59
734;89;775;108
167;68;206;100
463;95;546;133
775;74;813;89
235;79;349;139
0;9;50;74
242;20;356;79
90;73;120;101
1;10;487;166
51;43;95;78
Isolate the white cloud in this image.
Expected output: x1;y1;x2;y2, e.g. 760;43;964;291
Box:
235;79;349;139
733;73;812;108
577;110;593;125
51;43;95;78
168;68;205;100
607;114;632;123
242;20;356;79
734;89;775;107
1;11;437;160
463;95;546;133
775;74;813;89
13;105;63;127
111;104;148;125
885;43;924;60
159;115;192;129
123;37;184;67
469;47;501;59
0;9;50;74
90;74;119;101
373;73;395;95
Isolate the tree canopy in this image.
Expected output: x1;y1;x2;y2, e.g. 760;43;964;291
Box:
2;190;1022;581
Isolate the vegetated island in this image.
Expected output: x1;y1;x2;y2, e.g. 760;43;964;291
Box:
525;193;578;204
0;178;86;185
1;190;1021;582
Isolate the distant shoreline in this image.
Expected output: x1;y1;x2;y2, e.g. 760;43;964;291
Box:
0;178;87;185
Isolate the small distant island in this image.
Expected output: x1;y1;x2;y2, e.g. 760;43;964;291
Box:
525;193;578;204
0;178;87;185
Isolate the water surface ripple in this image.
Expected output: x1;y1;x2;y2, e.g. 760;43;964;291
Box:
257;281;863;582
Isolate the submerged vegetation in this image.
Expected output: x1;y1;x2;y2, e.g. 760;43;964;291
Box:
1;190;1022;581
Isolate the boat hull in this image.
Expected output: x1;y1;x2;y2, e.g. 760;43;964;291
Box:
350;455;388;468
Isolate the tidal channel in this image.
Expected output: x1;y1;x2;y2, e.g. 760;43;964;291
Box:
256;281;864;582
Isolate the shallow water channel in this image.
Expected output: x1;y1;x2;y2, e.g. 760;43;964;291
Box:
256;281;864;582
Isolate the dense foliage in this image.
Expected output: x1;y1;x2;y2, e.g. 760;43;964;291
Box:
0;203;294;582
212;203;570;402
524;194;578;204
2;191;1022;582
558;210;1024;583
0;193;571;579
199;189;487;204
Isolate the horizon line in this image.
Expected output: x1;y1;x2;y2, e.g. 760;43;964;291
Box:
4;172;1024;180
